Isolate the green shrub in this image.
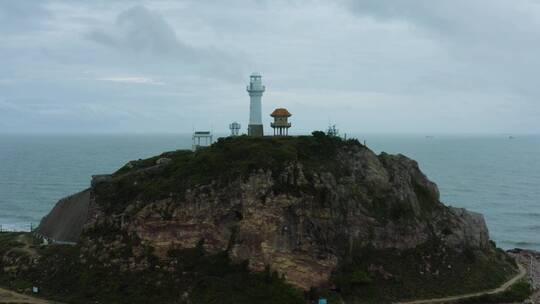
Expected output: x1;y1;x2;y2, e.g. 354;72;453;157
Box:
332;240;519;303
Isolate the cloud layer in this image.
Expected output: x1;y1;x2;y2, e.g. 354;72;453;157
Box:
0;0;539;134
87;6;193;56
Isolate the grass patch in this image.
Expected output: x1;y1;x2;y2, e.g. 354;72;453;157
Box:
331;240;518;303
0;232;25;254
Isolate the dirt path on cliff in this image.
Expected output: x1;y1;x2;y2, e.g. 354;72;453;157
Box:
396;263;527;304
0;287;62;304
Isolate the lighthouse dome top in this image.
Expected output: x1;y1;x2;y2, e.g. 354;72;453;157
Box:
251;72;262;77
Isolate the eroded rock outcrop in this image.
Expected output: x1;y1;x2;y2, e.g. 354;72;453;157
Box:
37;135;497;292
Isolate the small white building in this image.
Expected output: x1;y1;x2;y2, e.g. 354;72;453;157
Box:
192;131;213;151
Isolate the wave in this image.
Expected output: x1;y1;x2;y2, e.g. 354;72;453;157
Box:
501;240;540;250
502;212;540;219
0;222;31;232
511;241;540;247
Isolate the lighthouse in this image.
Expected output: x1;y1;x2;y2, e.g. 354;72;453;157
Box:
247;73;265;137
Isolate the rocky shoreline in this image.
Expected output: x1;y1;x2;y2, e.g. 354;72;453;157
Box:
509;249;540;303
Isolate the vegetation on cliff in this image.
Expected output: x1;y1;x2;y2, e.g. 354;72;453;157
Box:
0;232;304;304
330;240;520;302
1;233;526;303
97;132;359;214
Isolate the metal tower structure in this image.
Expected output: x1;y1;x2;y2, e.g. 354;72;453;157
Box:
246;73;265;137
229;121;241;136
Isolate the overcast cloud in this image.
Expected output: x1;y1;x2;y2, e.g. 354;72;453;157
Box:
0;0;539;134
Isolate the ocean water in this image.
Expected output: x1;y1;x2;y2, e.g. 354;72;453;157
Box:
0;134;538;251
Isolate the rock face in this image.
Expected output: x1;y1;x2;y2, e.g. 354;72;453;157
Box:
121;152;489;289
36;189;90;242
447;207;490;249
38;135;492;290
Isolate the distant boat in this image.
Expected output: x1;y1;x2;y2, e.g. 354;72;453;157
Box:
508;136;515;139
425;135;435;139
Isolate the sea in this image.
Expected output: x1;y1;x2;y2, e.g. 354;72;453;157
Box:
0;134;539;251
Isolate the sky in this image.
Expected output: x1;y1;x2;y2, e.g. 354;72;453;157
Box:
1;0;540;134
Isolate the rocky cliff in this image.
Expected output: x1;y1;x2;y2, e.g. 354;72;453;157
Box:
35;189;90;242
31;133;517;303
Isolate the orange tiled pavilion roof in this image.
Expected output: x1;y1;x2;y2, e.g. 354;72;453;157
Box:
270;108;292;117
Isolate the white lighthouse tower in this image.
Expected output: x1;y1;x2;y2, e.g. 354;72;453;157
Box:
247;73;265;137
